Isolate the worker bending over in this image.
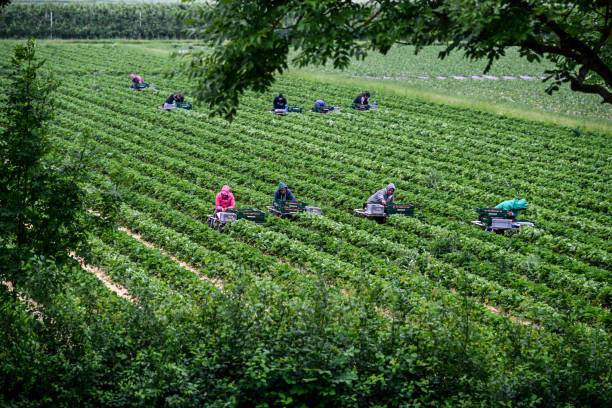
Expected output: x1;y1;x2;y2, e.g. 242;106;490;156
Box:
130;74;144;89
162;93;183;110
494;198;527;219
353;91;370;105
273;93;287;110
313;99;329;111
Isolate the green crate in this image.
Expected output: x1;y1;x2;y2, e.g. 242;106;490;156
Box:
277;200;306;214
228;208;266;224
287;106;302;113
312;106;332;113
476;207;513;226
351;103;370;110
476;208;510;217
175;102;192;110
385;203;414;216
133;82;150;90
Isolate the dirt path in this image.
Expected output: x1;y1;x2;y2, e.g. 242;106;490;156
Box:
70;253;134;302
2;280;46;322
449;288;537;328
116;227;224;290
349;74;548;81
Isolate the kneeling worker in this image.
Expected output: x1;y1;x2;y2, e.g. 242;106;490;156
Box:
353;91;370;106
273;93;287;110
130;73;144;89
313;99;329;111
367;183;395;206
209;185;235;228
274;182;296;207
494;198;527;219
216;185;236;214
162;93;183;110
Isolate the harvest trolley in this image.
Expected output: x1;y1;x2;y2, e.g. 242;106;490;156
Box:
350;103;377;111
353;203;414;223
175;102;192;110
311;106;340;113
207;208;266;232
131;83;154;90
157;102;193;111
266;201;322;218
270;106;302;115
471;208;535;233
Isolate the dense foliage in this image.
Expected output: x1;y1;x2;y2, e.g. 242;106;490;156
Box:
0;3;191;39
0;42;610;407
0;39;91;288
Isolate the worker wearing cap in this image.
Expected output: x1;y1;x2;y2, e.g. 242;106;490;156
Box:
494;198;527;219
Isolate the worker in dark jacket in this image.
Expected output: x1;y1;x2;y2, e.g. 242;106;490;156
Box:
274;181;296;207
494;198;527;219
162;93;183;110
273;93;287;110
367;183;395;205
353;91;370;105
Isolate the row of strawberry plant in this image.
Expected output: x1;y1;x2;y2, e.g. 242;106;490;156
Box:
51;121;608;329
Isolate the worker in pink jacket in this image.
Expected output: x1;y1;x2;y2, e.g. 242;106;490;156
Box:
130;73;143;86
215;185;235;212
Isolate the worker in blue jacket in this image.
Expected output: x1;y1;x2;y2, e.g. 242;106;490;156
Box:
274;182;296;207
313;99;329;111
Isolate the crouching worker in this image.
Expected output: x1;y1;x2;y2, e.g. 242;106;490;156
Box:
274;182;295;207
494;198;527;219
353;91;370;106
130;74;143;89
313;99;329;111
216;185;235;214
162;93;183;110
273;93;287;110
209;185;235;228
365;183;395;207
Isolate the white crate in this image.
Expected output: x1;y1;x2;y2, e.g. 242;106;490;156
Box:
305;206;322;215
365;203;385;215
491;218;513;228
218;212;237;222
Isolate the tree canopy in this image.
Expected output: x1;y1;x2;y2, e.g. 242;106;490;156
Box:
178;0;612;120
0;39;88;282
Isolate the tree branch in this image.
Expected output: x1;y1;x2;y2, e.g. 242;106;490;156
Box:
357;6;383;29
522;39;581;61
536;15;612;96
570;76;612;104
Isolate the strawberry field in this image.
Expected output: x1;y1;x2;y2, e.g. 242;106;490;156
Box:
1;41;611;407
